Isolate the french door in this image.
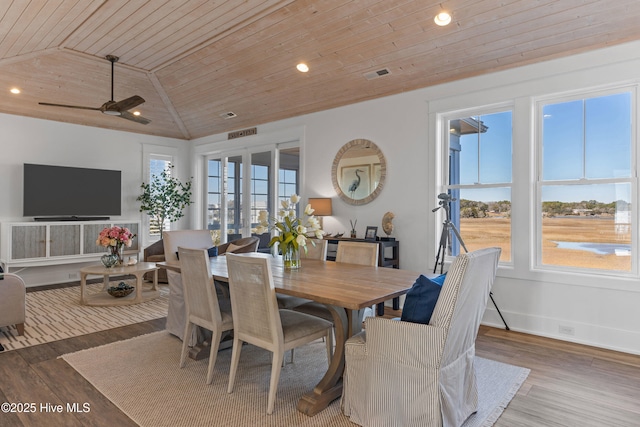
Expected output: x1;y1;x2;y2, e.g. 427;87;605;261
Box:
205;145;299;245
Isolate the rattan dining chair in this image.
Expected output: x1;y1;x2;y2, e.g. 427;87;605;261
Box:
294;240;379;323
225;253;333;414
177;247;234;385
300;238;328;260
292;240;379;358
275;239;328;311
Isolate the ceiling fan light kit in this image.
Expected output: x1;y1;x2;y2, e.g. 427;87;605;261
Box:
38;55;150;125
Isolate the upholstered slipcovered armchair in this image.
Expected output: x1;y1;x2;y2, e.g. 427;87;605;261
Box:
216;236;260;255
342;247;501;427
0;273;26;336
143;239;168;283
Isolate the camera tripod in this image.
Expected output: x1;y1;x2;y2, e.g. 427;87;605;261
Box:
433;193;510;330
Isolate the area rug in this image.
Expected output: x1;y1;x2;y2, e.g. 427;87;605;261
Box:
62;331;529;427
0;281;169;351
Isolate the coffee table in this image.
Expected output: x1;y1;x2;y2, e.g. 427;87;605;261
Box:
79;262;159;306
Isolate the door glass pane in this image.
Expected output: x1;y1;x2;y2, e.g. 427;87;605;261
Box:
251;151;271;234
207;159;222;245
279;147;300;213
227;156;242;238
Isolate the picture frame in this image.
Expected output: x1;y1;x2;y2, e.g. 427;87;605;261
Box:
365;226;378;240
340;164;371;200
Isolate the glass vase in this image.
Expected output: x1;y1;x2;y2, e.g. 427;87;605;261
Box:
282;245;301;270
110;244;125;265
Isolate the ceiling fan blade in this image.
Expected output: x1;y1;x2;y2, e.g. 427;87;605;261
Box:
120;110;151;125
38;102;100;111
112;95;145;112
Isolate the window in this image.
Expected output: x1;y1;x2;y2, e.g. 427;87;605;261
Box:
537;91;634;272
444;110;513;262
148;156;172;237
279;147;300;213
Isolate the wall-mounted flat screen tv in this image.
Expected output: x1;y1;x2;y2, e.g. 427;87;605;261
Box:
23;163;121;219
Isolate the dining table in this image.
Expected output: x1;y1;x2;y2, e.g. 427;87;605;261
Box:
160;252;422;416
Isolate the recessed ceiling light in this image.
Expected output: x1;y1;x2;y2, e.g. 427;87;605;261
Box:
133;111;141;116
10;88;20;94
434;12;452;26
296;63;309;73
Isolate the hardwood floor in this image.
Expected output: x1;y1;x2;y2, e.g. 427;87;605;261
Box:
1;301;639;426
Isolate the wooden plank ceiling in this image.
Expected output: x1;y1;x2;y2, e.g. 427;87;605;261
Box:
1;0;639;140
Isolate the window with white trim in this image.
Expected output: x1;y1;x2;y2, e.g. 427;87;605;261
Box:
537;89;634;273
147;155;173;238
443;109;513;262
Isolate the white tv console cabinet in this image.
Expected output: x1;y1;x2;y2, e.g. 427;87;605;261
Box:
0;220;140;272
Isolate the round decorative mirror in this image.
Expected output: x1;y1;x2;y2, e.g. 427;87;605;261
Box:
332;138;386;205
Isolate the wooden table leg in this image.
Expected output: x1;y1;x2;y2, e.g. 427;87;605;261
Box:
297;305;354;416
80;273;87;304
134;272;144;303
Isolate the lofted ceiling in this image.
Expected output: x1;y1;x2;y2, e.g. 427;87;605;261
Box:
1;0;640;140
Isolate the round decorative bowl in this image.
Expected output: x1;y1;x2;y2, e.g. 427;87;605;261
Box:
107;282;135;298
101;254;119;268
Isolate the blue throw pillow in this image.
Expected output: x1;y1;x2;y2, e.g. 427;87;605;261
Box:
400;274;446;324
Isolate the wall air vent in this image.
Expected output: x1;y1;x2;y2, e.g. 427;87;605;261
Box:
228;127;257;140
364;68;391;80
220;111;237;119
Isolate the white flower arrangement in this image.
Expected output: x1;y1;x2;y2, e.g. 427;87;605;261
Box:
255;194;323;254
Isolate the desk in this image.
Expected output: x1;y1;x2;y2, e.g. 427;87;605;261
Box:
160;254;419;416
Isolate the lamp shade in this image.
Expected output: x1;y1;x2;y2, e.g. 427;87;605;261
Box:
309;198;332;216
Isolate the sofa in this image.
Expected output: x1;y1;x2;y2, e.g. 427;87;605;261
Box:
0;273;26;336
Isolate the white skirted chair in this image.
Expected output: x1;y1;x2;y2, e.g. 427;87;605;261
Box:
177;247;233;384
342;247;501;427
0;273;26;336
163;230;216;342
225;253;333;415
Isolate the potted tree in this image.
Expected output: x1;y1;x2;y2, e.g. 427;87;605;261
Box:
137;164;193;238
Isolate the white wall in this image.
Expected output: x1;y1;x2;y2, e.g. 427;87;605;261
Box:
0;114;187;285
191;40;640;355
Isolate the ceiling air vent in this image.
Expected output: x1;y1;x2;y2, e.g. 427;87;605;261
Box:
220;111;237;119
228;127;257;140
364;68;391;80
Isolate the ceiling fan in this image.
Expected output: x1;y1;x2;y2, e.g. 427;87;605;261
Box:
39;55;150;125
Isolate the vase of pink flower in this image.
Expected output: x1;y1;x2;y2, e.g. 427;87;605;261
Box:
96;226;136;266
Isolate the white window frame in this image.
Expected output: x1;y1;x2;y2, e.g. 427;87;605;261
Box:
439;103;515;265
533;85;638;277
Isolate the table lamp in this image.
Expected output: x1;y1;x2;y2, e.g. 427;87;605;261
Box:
308;198;332;230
